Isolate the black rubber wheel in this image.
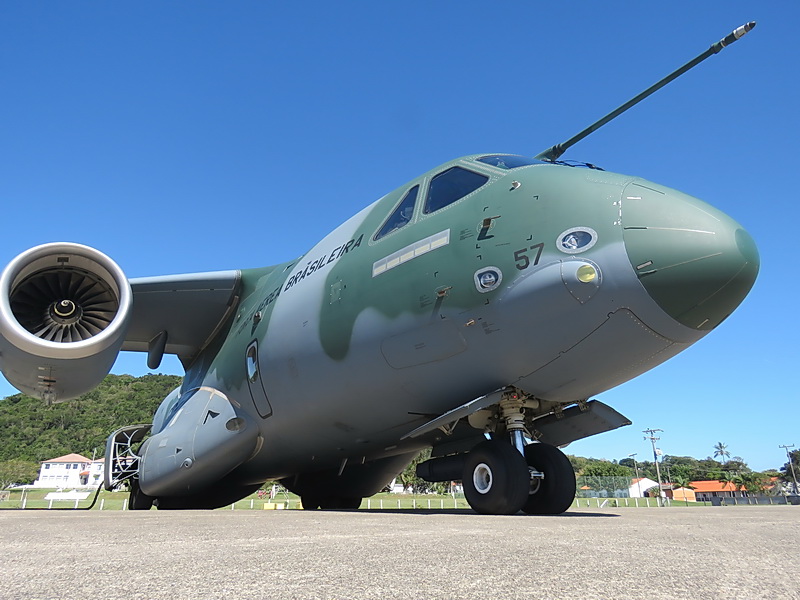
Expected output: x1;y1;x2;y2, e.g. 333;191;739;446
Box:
521;443;576;515
462;440;530;515
129;479;154;510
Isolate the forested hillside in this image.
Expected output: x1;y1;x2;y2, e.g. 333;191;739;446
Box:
0;374;181;462
1;374;794;490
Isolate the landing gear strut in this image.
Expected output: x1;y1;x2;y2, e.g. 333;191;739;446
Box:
461;389;575;515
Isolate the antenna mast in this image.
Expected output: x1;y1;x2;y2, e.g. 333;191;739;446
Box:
535;22;756;162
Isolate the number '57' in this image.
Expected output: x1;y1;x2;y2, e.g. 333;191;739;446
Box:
514;243;544;270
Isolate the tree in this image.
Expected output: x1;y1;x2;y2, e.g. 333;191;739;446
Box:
731;472;746;495
717;470;735;490
0;460;39;490
0;374;180;462
397;448;449;494
713;442;731;466
671;474;693;490
581;462;632;478
779;449;800;494
741;472;770;496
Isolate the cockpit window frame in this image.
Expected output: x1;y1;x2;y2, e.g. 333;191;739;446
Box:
423;167;489;215
475;155;542;170
373;185;420;242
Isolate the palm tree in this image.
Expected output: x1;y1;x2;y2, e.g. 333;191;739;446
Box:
713;442;731;466
731;473;746;497
717;470;735;498
672;474;695;504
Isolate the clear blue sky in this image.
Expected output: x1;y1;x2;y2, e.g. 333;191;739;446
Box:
1;2;797;472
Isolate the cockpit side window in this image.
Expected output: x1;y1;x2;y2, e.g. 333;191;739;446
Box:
374;185;419;241
424;167;489;214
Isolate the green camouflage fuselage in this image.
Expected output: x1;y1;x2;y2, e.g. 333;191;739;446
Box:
147;154;756;495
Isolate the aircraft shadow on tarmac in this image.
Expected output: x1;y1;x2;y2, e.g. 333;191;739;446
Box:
354;509;620;517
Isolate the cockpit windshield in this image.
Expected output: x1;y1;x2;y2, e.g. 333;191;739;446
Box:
476;155;542;169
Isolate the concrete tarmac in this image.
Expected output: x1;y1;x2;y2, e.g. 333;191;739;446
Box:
1;506;798;600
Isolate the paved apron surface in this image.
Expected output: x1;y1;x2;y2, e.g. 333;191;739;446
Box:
1;506;797;599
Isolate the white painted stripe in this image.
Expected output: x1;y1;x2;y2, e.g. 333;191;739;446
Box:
372;229;451;277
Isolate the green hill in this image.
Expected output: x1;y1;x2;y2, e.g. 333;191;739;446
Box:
0;374;181;463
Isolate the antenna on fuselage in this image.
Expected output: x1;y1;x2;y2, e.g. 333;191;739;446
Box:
535;21;756;162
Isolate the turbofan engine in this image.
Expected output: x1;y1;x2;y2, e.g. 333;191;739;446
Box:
0;243;132;402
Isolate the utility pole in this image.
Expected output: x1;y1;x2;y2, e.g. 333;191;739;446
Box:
779;444;799;496
629;453;642;497
644;428;664;505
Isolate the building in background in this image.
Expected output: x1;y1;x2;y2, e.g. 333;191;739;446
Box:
32;454;102;488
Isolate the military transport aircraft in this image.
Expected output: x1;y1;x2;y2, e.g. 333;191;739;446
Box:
0;23;758;514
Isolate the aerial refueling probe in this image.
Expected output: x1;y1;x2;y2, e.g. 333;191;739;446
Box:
536;21;757;162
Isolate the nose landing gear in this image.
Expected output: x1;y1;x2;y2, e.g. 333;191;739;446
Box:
461;390;576;515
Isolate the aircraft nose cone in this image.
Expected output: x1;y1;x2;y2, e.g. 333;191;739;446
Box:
622;181;759;331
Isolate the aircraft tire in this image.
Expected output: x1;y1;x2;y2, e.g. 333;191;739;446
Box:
462;440;529;515
129;479;154;510
521;443;576;515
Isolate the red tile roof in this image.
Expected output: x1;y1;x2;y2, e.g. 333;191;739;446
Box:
42;453;92;464
690;480;738;492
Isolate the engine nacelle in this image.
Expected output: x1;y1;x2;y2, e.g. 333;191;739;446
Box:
0;243;132;402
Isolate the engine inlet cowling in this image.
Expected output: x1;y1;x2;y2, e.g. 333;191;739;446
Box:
0;243;132;401
11;266;119;343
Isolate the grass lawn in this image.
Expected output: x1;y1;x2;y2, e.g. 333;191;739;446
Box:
0;487;473;511
6;488;784;511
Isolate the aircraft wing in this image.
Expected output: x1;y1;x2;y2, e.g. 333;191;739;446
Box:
121;270;242;367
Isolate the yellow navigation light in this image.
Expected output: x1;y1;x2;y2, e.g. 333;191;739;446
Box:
577;264;598;283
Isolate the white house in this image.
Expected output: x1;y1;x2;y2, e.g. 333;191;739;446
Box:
628;477;661;498
33;453;101;488
83;459;105;488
